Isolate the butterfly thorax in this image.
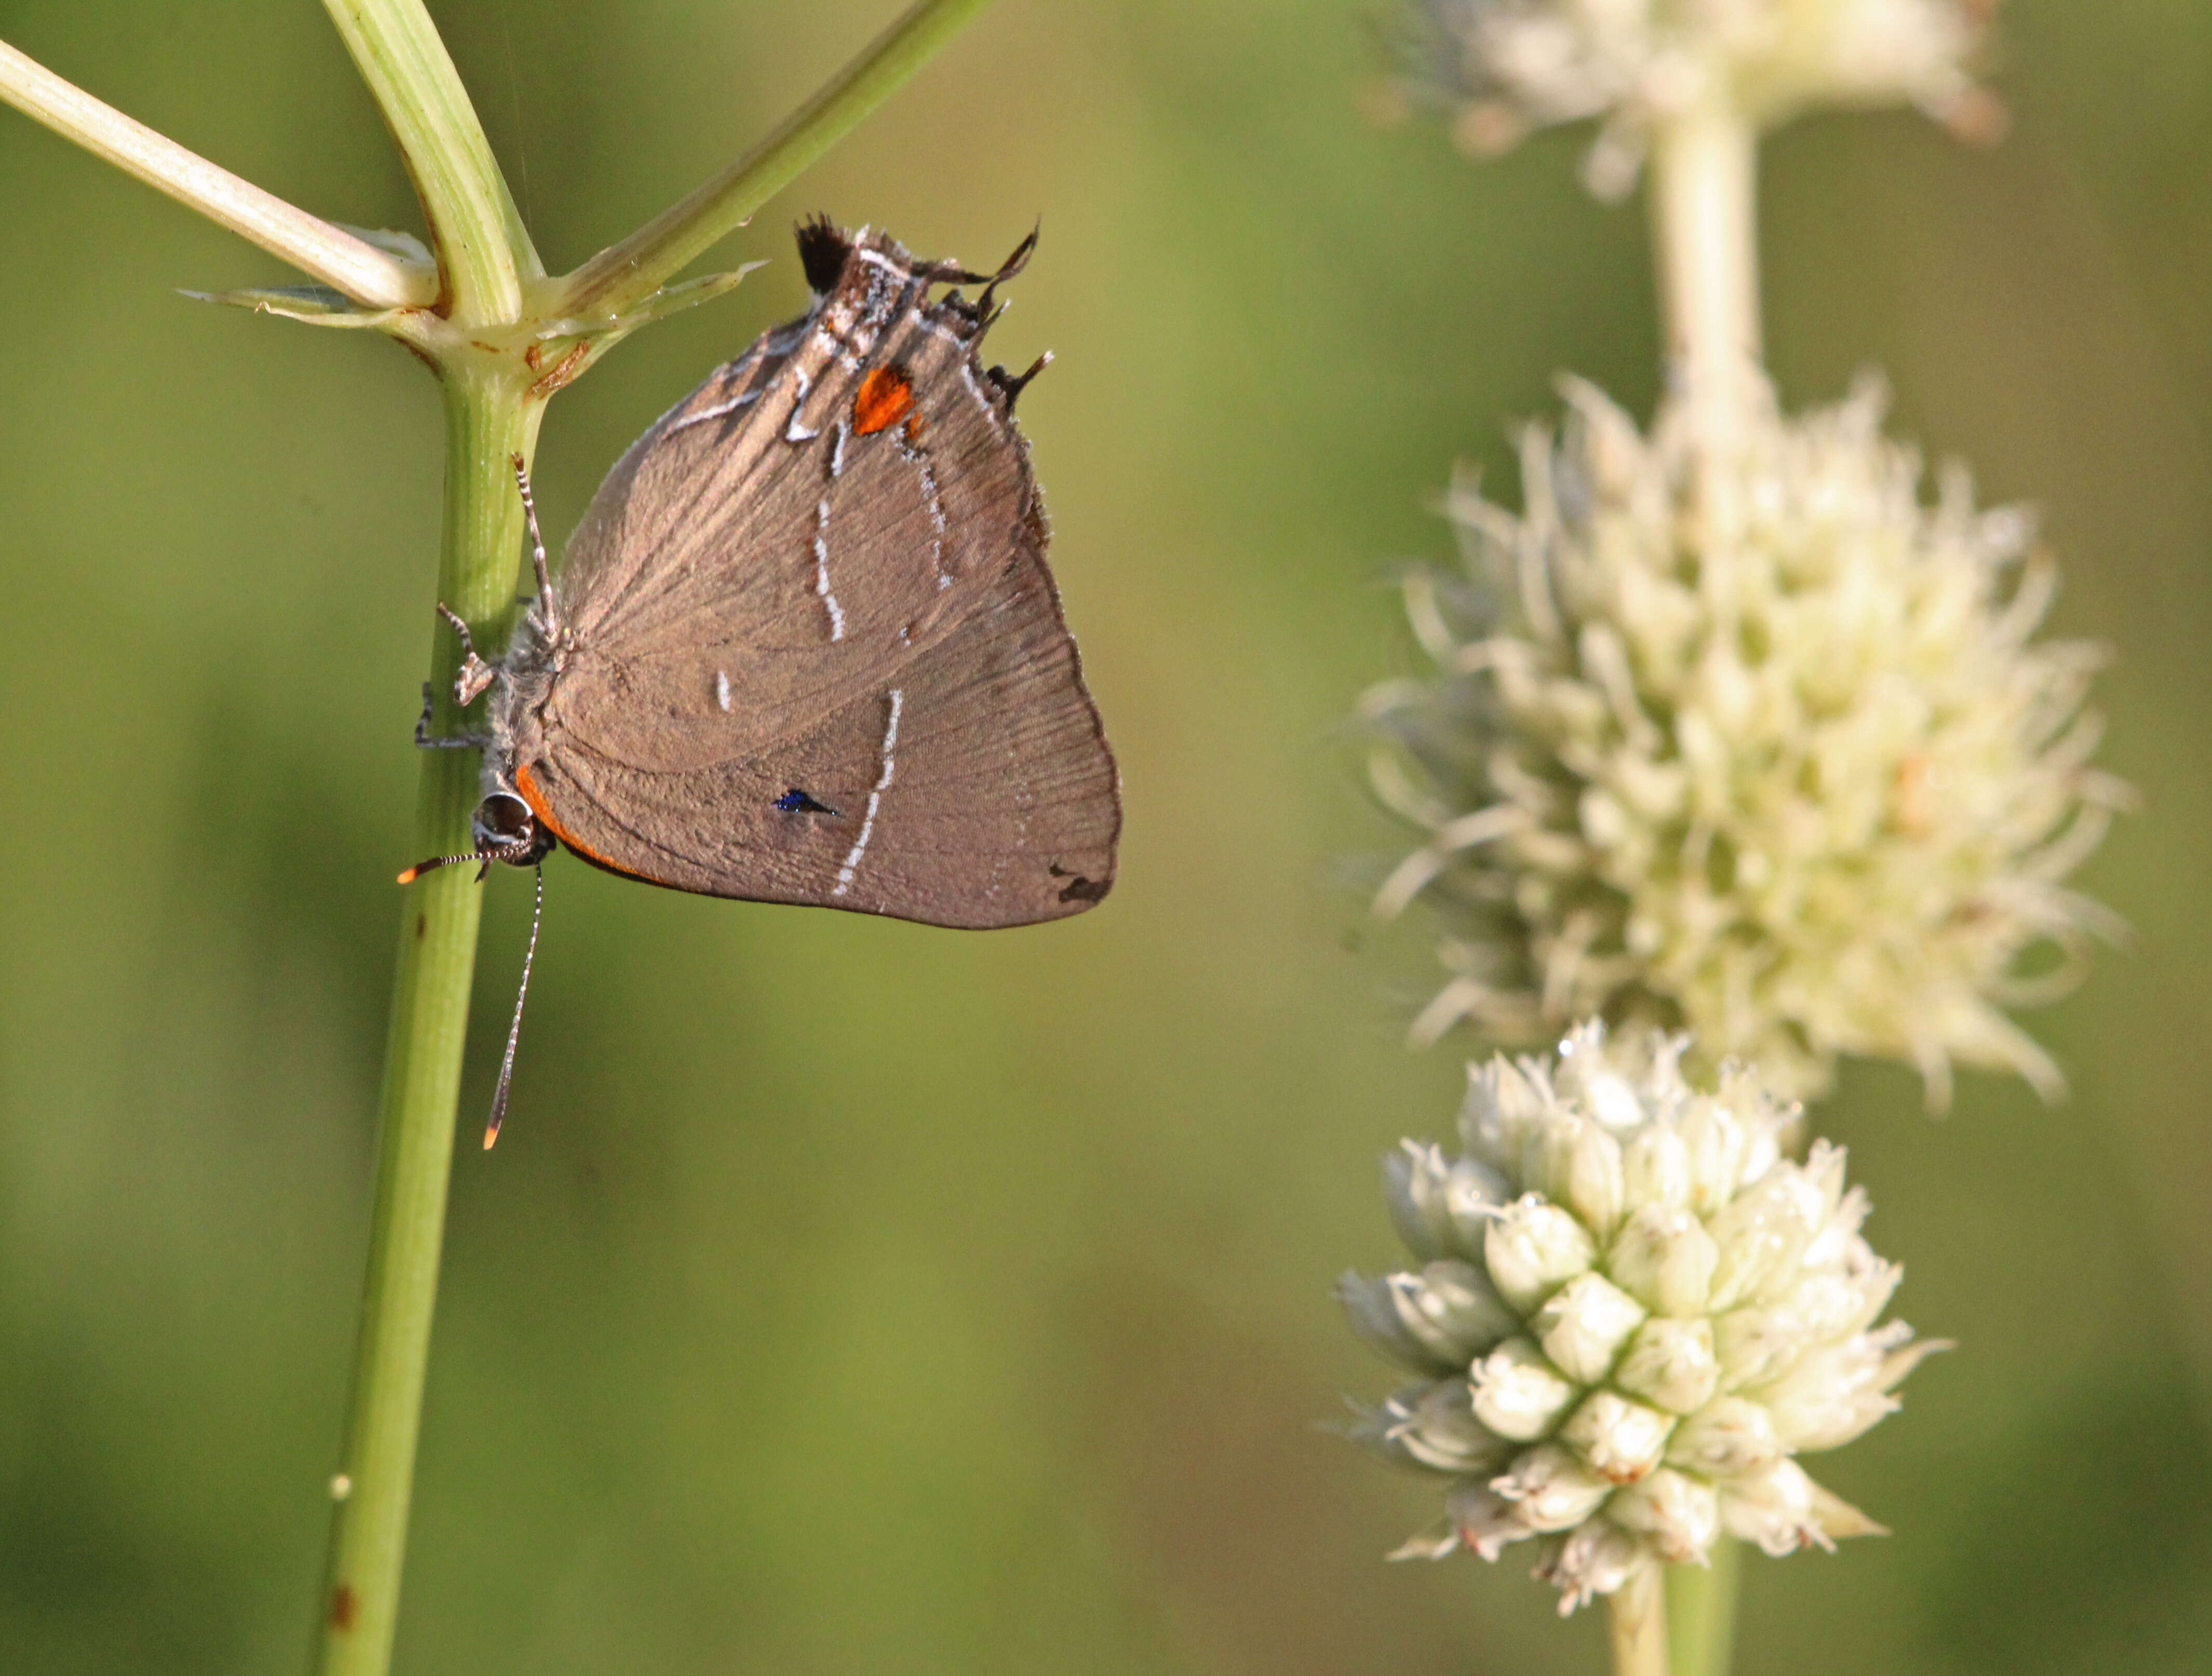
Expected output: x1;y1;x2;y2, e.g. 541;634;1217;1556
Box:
481;607;565;804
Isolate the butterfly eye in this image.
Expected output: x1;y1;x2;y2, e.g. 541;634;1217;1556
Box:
473;792;540;854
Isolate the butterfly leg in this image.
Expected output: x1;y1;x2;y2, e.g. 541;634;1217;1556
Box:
435;601;500;708
413;680;488;750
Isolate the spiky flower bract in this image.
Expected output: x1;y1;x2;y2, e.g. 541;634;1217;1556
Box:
1388;0;1999;196
1363;376;2125;1104
1340;1022;1938;1611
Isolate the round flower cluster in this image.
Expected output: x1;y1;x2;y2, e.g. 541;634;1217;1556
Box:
1363;376;2125;1105
1387;0;1997;195
1340;1023;1938;1611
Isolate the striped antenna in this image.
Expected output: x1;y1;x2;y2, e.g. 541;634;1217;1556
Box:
484;862;546;1150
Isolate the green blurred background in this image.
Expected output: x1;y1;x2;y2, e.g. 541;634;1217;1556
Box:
3;2;2209;1671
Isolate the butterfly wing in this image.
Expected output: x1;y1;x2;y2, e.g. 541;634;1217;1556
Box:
510;226;1119;928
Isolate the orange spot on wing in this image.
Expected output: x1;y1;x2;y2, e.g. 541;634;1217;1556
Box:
852;364;916;436
902;411;927;445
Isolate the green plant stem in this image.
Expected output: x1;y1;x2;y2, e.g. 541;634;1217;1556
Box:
313;370;541;1676
1608;1562;1671;1676
557;0;999;318
1643;99;1760;1676
0;36;431;306
1647;98;1760;540
321;0;539;319
1665;1539;1739;1676
0;8;1006;1670
1648;99;1760;415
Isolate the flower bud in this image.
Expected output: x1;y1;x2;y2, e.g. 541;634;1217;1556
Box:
1800;1185;1872;1274
1460;1056;1547;1168
1729;1088;1790;1198
1409;1260;1521;1362
1705;1164;1827;1310
1609;1468;1721;1564
1484;1194;1595;1312
1621;1123;1692;1213
1351;1378;1505;1475
1344;1261;1518;1370
1337;1271;1454;1373
1668;1396;1784;1478
1763;1366;1898;1453
1761;1329;1947;1451
1676;1096;1749;1212
1385;1140;1510;1262
1606;1203;1719;1316
1382;1141;1455;1262
1558;1116;1627;1237
1424;1485;1530;1565
1788;1253;1901;1344
1558;1049;1647;1133
1536;1519;1646;1615
1560;1390;1674;1483
1612;1317;1720;1415
1490;1443;1613;1532
1446;1479;1536;1561
1532;1271;1647;1383
1471;1336;1577;1440
1717;1457;1825;1557
1445;1158;1510;1249
1712;1304;1807;1390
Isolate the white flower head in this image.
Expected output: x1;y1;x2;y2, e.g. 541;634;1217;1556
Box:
1389;0;2001;196
1341;1022;1942;1612
1364;376;2127;1106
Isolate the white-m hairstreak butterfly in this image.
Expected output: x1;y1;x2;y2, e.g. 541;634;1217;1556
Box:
404;220;1121;1142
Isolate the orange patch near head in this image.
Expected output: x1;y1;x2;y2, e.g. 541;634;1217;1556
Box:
515;762;582;853
515;762;654;883
852;364;916;436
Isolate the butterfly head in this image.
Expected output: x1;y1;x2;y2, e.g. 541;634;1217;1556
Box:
472;789;556;869
394;789;555;885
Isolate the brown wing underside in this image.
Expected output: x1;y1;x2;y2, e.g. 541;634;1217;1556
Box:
521;513;1116;927
516;228;1120;927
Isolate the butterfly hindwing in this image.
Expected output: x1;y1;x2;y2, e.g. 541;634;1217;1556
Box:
518;505;1117;926
509;226;1120;927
